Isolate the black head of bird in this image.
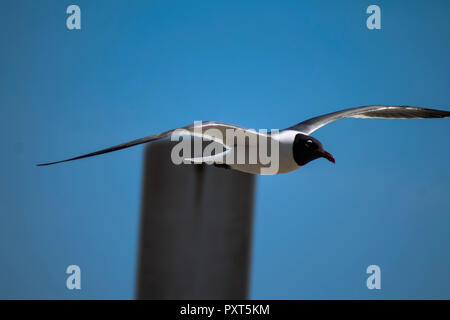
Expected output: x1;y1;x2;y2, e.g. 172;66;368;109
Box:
292;134;335;166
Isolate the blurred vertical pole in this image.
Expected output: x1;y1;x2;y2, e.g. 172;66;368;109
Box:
136;141;255;299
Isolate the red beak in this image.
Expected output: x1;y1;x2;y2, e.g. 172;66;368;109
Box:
322;151;335;164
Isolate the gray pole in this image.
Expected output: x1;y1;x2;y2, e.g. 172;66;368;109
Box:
136;141;256;299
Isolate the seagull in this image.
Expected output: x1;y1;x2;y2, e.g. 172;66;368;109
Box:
37;105;450;175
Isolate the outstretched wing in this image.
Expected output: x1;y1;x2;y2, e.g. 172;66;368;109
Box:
36;121;246;166
287;105;450;135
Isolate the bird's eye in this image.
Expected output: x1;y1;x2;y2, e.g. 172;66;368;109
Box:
305;140;313;147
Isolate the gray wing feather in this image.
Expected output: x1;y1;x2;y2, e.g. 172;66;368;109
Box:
287;105;450;135
37;121;244;166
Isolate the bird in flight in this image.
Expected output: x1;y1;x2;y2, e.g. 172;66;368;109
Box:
37;105;450;175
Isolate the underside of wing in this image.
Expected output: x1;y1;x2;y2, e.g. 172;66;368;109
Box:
184;149;231;164
36;121;249;166
287;105;450;135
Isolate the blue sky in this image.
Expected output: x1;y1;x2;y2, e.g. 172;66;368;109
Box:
0;0;449;299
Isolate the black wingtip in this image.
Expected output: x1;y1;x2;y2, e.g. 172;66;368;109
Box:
36;162;53;167
36;160;67;166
